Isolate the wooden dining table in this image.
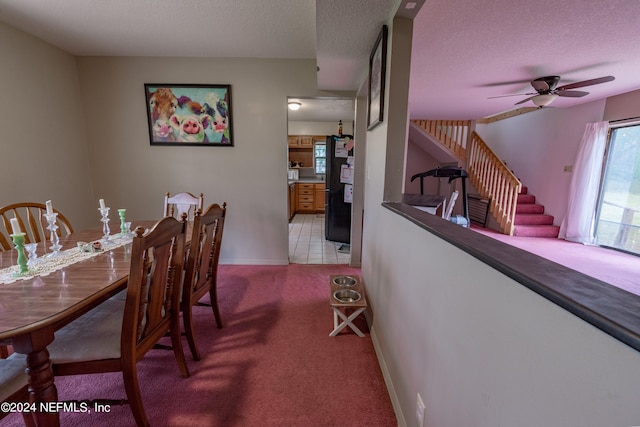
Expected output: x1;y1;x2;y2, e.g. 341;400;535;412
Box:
0;220;156;427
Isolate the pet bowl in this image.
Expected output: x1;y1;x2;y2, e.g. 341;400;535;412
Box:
333;289;361;303
332;275;358;287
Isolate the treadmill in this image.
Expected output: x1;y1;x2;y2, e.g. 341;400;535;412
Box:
410;165;470;226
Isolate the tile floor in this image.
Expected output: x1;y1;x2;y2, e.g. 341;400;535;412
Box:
289;214;350;264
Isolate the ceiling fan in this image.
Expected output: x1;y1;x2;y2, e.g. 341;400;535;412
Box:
491;75;615;107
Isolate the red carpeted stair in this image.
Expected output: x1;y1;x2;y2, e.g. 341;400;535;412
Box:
514;186;560;237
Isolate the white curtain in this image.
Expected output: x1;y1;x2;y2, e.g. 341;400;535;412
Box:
559;121;610;244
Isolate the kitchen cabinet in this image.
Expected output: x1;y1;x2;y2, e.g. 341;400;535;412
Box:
292;183;325;215
288;135;300;148
314;183;325;212
299;135;313;148
296;183;315;212
288;184;296;221
288;135;313;148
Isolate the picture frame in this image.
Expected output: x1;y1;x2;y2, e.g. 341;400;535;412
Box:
367;25;388;130
144;84;233;146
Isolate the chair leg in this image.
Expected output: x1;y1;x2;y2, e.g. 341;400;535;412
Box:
209;285;223;329
21;412;36;427
122;365;150;427
170;316;190;378
183;304;201;361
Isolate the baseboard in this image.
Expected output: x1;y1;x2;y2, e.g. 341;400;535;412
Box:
219;258;289;265
368;315;407;427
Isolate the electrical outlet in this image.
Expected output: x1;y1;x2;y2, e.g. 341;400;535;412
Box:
416;393;425;426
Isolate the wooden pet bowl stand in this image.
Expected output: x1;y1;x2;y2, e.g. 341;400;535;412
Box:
329;275;367;337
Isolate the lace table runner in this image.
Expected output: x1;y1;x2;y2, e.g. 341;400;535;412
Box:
0;234;133;285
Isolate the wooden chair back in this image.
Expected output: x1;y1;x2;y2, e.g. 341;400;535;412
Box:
163;192;204;221
48;215;189;426
0;202;74;251
125;215;188;363
182;203;227;360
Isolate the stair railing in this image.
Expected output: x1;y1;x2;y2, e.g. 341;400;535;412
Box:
467;131;521;235
410;120;470;162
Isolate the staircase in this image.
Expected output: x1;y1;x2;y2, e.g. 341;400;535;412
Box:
410;120;561;238
514;186;560;237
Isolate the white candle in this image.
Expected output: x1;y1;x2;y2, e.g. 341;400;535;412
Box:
46;200;53;215
99;199;106;210
10;217;21;235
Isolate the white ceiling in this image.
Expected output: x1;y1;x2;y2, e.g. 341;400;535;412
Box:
1;0;639;121
287;98;355;122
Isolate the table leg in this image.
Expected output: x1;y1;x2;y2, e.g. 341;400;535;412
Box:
12;328;60;427
329;307;366;337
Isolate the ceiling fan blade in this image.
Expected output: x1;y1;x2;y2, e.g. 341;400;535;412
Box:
488;93;535;99
556;90;589;98
556;76;615;91
515;95;538;105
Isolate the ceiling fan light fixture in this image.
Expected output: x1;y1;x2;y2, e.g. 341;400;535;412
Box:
288;101;301;111
532;94;558;107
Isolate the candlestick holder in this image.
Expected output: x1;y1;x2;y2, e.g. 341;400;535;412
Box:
117;209;127;236
11;233;29;276
44;213;63;257
99;207;113;245
25;243;38;268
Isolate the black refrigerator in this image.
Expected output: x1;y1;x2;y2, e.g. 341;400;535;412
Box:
325;135;353;243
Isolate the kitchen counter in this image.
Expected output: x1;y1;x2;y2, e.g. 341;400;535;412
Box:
288;178;325;185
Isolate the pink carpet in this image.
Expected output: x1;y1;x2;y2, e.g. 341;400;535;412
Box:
3;265;396;427
472;225;640;296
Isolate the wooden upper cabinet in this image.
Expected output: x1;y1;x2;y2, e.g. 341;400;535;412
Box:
288;135;313;148
288;135;299;148
299;136;313;148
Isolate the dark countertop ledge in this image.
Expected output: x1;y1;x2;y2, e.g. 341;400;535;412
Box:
383;202;640;353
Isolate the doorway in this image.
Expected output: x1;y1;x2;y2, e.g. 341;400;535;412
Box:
595;124;640;255
286;97;356;264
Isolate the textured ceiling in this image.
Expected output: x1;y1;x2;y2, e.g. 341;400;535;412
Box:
287;98;355;122
0;0;317;58
1;0;639;121
410;0;640;119
315;0;398;91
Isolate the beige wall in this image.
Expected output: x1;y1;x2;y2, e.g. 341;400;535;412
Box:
0;20;351;264
76;56;345;264
603;88;640;121
475;100;606;225
0;22;95;229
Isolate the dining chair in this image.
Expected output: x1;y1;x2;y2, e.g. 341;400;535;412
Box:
0;357;34;427
0;202;74;251
0;342;9;358
182;202;227;361
46;216;190;427
163;192;204;221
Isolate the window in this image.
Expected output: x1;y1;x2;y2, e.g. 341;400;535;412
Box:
594;124;640;255
314;143;326;174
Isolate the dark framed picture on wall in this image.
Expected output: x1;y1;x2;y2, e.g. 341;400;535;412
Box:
367;25;388;130
144;84;233;146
